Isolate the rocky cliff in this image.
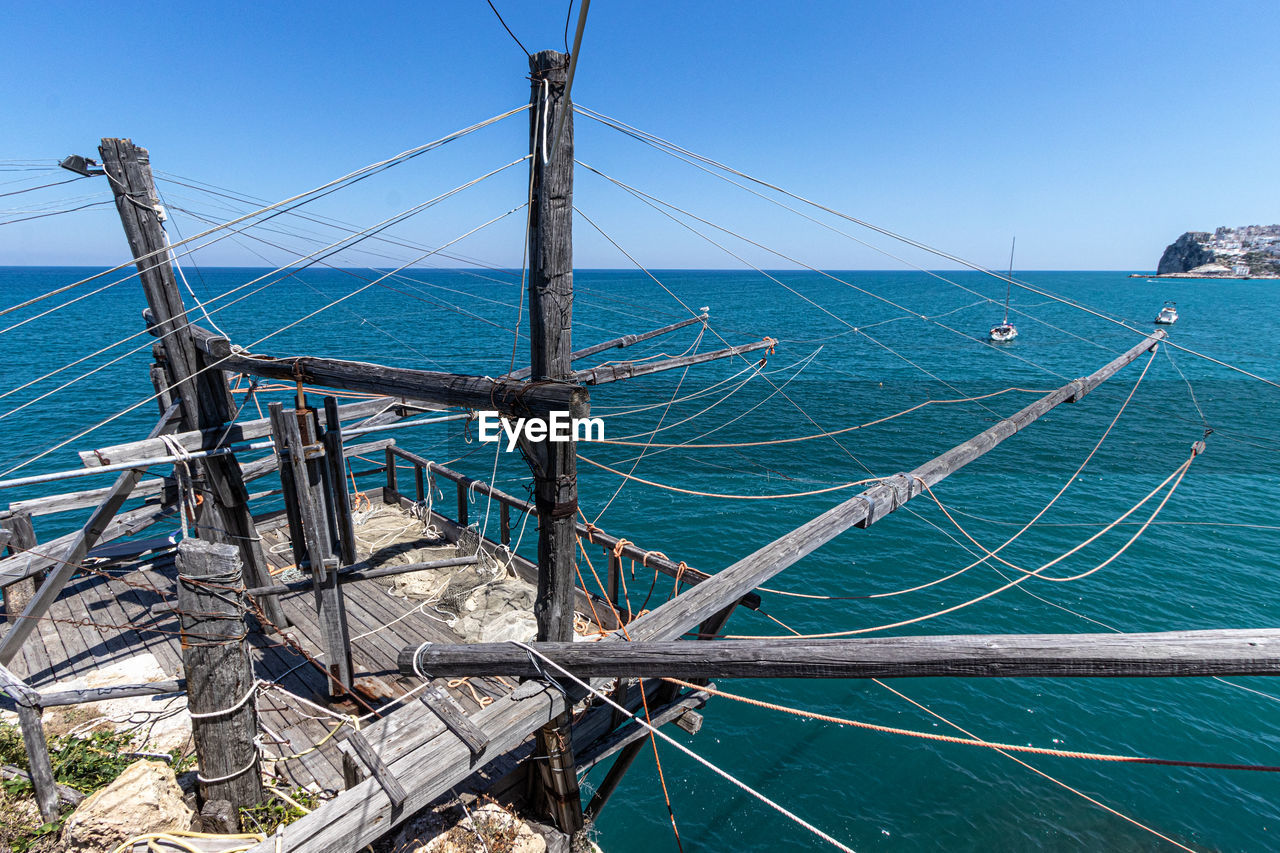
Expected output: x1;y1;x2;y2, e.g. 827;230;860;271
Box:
1157;232;1215;274
1155;226;1280;277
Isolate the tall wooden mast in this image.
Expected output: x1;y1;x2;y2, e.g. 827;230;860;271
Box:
524;48;585;833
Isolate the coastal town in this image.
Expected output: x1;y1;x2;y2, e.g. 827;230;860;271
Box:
1152;224;1280;278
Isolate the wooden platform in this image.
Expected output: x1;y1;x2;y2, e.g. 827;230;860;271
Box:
6;501;536;795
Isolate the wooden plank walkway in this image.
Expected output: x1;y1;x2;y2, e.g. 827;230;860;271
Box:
4;506;521;795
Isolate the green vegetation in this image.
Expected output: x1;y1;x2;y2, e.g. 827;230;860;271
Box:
239;787;321;835
0;720;197;851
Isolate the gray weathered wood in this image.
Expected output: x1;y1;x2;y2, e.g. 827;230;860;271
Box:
403;630;1280;680
78;397;401;469
574;337;775;386
524;48;584;835
270;403;352;694
243;555;478;598
506;314;707;380
177;539;263;809
575;687;710;775
623;331;1168;643
416;683;490;757
99;138;286;630
0;407;179;664
1;764;84;807
0;502;177;587
2;512;38;624
322;398;358;566
0;664;58;821
40;679;186;707
344;730;407;809
222;352;587;417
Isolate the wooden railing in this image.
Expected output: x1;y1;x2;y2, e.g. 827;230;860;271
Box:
378;445;759;615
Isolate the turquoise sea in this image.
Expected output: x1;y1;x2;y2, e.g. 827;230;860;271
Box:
2;266;1279;852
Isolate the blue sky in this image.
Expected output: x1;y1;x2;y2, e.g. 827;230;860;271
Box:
1;1;1276;270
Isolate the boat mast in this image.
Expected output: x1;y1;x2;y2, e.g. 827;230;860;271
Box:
1003;236;1015;325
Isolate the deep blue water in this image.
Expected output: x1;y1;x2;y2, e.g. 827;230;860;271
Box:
2;265;1279;852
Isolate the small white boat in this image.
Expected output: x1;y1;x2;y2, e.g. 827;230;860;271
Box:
1154;301;1178;325
989;322;1018;342
989;237;1018;342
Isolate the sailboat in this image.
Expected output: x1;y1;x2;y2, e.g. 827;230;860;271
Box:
989;237;1019;342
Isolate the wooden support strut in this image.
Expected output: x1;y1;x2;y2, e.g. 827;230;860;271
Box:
176;539;264;810
0;663;58;822
573;337;775;386
505;313;708;380
1;512;38;624
524;48;584;835
97;138;288;631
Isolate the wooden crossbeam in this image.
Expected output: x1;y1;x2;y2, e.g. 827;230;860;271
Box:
400;630;1280;680
573;337;775;385
221;352;587;417
506;313;708;380
78;396;409;468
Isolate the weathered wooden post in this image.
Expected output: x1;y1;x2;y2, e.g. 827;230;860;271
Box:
268;403;354;697
0;663;59;822
97;138;288;631
524;48;585;834
175;538;263;812
1;512;38;623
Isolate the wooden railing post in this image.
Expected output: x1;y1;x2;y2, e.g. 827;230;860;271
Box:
384;446;399;503
176;539;264;812
1;513;38;624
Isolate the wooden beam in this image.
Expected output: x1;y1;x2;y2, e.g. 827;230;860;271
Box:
623;331;1168;643
506;314;707;380
573;337;775;386
100;138;286;630
222;351;587;417
243;555;478;598
401;629;1280;680
525;48;583;835
78;396;403;468
0;503;177;587
177;539;264;809
270;403;353;694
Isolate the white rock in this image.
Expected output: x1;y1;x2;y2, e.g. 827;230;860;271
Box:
1;653;192;752
418;803;546;853
61;759;193;853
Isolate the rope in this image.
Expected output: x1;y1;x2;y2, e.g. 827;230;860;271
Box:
725;446;1200;639
662;678;1280;775
597;386;1054;448
0;105;531;321
512;641;856;853
576;104;1280;393
759;347;1157;601
577;454;883;500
